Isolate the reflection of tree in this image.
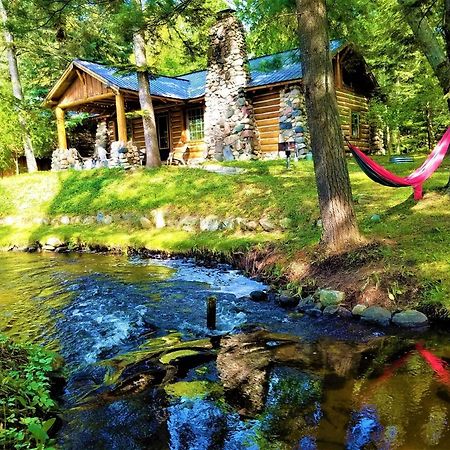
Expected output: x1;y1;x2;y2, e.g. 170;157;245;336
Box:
256;368;322;449
216;332;272;416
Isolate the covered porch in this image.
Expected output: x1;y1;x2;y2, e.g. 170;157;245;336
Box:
45;60;198;170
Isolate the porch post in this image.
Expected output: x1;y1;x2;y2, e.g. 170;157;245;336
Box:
115;92;127;143
55;106;68;150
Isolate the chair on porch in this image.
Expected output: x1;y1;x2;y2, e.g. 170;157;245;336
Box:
166;146;188;165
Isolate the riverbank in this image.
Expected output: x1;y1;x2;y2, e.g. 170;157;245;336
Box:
1;158;449;320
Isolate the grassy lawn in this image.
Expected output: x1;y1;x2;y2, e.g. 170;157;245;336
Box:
0;156;449;311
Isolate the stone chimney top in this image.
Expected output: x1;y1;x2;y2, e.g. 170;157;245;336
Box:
216;8;236;20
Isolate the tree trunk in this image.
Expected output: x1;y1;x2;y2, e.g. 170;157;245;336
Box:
445;0;450;192
386;125;393;157
445;0;450;73
398;0;450;190
0;0;38;173
425;103;433;151
296;0;362;252
132;2;161;168
399;0;450;104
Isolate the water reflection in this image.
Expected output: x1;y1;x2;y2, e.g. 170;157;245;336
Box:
0;253;449;449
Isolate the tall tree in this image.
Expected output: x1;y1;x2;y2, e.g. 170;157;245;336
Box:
296;0;362;251
132;0;161;168
398;0;450;190
398;0;450;109
0;0;38;172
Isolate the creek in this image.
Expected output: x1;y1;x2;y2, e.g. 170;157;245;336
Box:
0;252;449;449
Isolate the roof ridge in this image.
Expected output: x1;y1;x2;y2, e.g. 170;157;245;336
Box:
248;47;300;63
174;49;300;77
75;59;190;82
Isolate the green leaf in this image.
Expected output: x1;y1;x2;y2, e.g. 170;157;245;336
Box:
42;418;56;433
27;422;48;443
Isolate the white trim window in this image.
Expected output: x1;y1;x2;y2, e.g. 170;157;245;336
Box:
187;107;205;141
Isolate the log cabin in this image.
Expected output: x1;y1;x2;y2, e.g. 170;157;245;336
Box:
44;9;380;170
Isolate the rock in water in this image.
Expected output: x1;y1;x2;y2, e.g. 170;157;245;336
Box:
249;290;268;302
361;306;392;326
392;310;428;328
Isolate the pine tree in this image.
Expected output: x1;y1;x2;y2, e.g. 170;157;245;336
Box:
296;0;362;252
0;0;38;172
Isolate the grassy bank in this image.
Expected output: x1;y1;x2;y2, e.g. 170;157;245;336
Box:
0;334;58;449
0;158;449;315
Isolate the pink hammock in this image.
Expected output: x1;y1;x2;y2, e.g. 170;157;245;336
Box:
347;127;450;200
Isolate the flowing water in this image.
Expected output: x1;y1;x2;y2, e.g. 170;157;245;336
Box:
0;252;449;449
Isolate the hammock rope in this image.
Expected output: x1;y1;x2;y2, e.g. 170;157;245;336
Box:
347;127;450;200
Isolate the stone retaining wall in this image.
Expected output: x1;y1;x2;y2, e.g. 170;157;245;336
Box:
0;212;293;234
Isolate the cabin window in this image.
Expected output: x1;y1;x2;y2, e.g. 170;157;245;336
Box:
351;111;361;138
187;107;204;141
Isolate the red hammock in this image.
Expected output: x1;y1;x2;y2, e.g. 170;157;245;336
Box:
347;127;450;200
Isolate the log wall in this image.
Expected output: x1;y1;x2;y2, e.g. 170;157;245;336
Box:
127;87;371;160
253;91;280;155
131;118;145;150
336;88;370;151
129;105;207;162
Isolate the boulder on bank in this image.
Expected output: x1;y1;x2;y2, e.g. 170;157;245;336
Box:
352;304;368;317
259;218;276;232
319;289;345;307
103;215;113;225
392;310;428;328
323;306;352;318
140;217;152;229
241;220;258;231
179;216;199;232
45;236;63;248
296;296;316;312
361;306;392;326
152;209;166;229
200;215;220;232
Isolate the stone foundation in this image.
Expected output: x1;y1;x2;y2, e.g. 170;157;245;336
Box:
278;85;310;156
51;148;82;171
109;141;143;169
51;141;143;171
204;9;259;161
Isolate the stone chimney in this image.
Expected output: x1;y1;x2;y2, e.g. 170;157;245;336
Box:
204;9;259;161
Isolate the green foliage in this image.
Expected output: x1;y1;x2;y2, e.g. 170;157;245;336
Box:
0;81;22;171
0;334;57;449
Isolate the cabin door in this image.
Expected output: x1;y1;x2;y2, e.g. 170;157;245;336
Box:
156;113;170;161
